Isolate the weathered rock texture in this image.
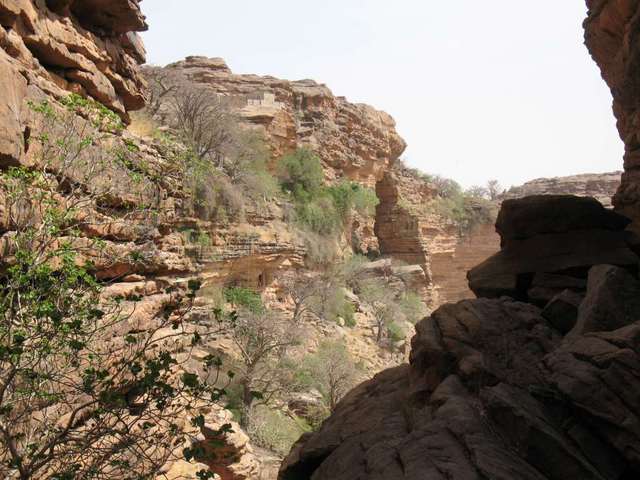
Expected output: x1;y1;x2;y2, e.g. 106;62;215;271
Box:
431;172;622;306
585;1;640;230
468;195;638;300
373;166;473;307
279;196;640;480
0;0;147;128
505;172;622;208
0;2;267;478
154;56;406;188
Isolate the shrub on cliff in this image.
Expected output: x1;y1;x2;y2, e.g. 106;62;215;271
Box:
421;177;497;236
278;149;379;236
278;148;325;201
223;286;264;314
0;99;227;480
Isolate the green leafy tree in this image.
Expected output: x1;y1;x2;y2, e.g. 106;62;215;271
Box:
277;148;325;201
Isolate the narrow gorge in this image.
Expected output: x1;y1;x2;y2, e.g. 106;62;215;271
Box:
0;1;638;480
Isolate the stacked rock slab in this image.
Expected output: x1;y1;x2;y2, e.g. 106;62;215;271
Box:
0;0;147;141
279;196;640;480
467;195;639;300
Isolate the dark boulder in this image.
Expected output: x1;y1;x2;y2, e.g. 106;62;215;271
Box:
468;196;639;300
542;289;584;334
569;264;640;338
496;195;630;246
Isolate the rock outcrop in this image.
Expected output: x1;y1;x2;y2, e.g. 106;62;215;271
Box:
279;196;640;480
504;172;622;208
468;195;638;300
585;1;640;230
374;169;455;305
0;0;147;128
431;173;622;306
150;56;406;188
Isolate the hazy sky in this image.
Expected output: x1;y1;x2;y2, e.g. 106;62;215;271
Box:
140;1;622;189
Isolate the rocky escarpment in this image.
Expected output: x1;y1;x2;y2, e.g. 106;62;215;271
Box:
374;168;459;307
151;56;406;188
0;1;265;478
585;1;640;230
504;172;622;208
0;0;147;130
431;172;621;306
279;195;640;480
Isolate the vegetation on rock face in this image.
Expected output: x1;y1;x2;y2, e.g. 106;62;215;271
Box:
398;161;499;236
278;148;379;237
0;98;227;480
143;67;280;224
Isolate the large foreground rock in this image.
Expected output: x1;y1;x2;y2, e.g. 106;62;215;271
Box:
468;195;639;300
280;294;640;479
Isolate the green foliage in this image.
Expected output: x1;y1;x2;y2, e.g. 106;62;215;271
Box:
295;196;342;235
278;148;325;201
223;287;264;314
247;406;309;455
326;181;380;218
387;321;408;342
278;149;379;237
58;93;124;133
0;102;227;480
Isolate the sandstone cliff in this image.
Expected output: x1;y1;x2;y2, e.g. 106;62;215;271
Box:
150;56;406;188
585;1;640;230
504;171;622;208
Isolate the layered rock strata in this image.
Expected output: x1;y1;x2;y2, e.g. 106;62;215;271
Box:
504;172;622;208
374;168;460;306
151;56;406;188
0;0;147;131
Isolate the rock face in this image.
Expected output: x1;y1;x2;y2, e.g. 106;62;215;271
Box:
468;195;638;300
585;1;640;230
431;173;622;306
0;0;147;126
279;196;640;480
153;56;407;188
505;172;622;208
374;169;455;305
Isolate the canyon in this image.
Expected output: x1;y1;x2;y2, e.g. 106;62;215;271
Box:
0;1;638;479
279;1;640;478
